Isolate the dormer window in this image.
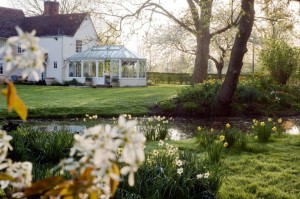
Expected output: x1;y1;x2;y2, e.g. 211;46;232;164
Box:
76;40;82;53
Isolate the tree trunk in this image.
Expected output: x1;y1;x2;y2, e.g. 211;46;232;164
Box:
192;0;213;84
215;0;255;115
217;64;223;79
192;36;210;83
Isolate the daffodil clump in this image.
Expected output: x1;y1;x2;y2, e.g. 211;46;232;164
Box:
116;140;222;198
252;118;283;142
139;116;172;141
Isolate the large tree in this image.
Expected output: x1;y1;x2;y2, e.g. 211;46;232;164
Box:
112;0;241;83
215;0;255;114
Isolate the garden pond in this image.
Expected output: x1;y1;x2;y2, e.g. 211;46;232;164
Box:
2;116;300;140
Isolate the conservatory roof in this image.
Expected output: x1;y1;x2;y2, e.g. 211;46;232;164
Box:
68;45;146;61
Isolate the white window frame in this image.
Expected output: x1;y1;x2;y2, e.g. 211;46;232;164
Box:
76;40;82;53
54;61;58;68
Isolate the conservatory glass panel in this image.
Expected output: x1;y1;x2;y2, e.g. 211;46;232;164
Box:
75;61;82;77
112;60;119;77
69;61;75;77
104;60;110;76
139;61;146;78
84;61;89;77
91;61;96;77
69;61;82;77
121;61;137;78
98;61;104;77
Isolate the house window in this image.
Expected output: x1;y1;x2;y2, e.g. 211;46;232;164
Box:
0;63;3;74
17;43;22;54
54;61;58;68
76;40;82;53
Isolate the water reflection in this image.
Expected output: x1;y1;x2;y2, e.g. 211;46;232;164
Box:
4;116;300;140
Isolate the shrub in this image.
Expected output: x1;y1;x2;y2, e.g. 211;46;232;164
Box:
147;79;155;86
63;78;84;86
159;100;176;112
236;85;261;103
182;101;199;114
260;39;300;85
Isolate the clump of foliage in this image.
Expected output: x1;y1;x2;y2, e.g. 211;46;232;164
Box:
116;141;224;199
8;128;74;165
158;100;176;112
197;124;248;153
251;118;283;142
139;116;172;141
260;39;300;85
63;78;84;86
158;79;221;116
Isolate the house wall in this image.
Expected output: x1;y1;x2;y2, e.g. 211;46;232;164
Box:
43;15;98;83
119;78;147;87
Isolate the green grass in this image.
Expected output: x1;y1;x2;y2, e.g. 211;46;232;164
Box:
0;84;182;119
219;135;300;199
146;135;300;198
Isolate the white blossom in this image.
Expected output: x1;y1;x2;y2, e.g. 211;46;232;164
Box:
59;116;146;196
0;27;45;81
0;130;13;163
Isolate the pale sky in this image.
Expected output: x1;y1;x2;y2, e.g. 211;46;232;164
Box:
0;0;11;7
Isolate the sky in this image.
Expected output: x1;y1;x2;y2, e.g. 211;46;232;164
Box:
0;0;11;7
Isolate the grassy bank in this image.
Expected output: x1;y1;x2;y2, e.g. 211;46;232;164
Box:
7;126;300;198
0;85;182;119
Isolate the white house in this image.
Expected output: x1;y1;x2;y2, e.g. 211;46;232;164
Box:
0;0;147;87
0;0;98;83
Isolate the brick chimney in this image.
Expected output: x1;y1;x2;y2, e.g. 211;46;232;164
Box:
43;0;59;16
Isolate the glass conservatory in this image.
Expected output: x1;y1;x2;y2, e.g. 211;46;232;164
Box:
67;45;147;87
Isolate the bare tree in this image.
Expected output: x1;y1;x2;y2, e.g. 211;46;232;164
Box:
100;0;241;83
10;0;95;15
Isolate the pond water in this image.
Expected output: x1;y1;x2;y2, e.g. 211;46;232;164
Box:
5;115;299;140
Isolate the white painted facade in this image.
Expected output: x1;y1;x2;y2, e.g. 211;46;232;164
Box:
0;15;98;83
40;15;98;83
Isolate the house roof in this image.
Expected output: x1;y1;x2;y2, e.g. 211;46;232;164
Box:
0;6;87;37
68;45;147;61
0;7;25;38
22;13;88;37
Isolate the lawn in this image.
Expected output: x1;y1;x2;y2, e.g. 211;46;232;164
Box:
148;135;300;199
219;135;300;199
0;84;183;119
